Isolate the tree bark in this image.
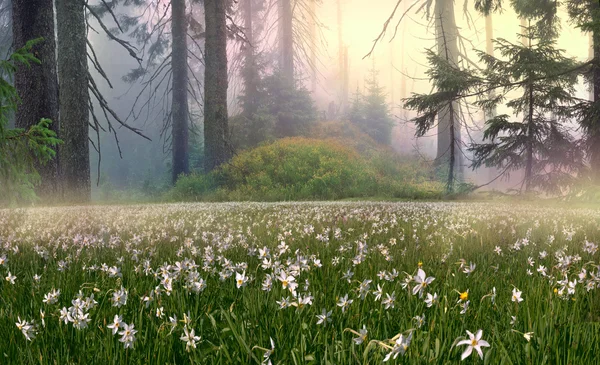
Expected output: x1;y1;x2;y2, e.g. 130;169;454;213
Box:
204;0;231;172
12;0;60;198
309;0;317;93
280;0;294;85
171;0;189;184
590;1;600;183
56;0;90;203
434;0;463;185
242;0;258;116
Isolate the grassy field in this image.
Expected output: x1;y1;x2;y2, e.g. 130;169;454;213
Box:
1;202;600;364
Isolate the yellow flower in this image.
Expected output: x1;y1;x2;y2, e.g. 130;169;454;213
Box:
553;288;558;294
460;291;469;301
418;261;423;268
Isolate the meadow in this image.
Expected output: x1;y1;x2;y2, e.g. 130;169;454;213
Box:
1;202;600;364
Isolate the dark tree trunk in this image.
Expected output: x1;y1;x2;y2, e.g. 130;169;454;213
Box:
434;0;463;184
171;0;189;184
310;0;317;93
525;83;534;192
590;2;600;183
12;0;60;198
242;0;258;116
56;0;90;203
204;0;231;172
280;0;294;85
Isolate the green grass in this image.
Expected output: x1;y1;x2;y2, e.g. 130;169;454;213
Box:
1;202;599;364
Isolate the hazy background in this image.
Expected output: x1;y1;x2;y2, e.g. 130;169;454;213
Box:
81;0;591;195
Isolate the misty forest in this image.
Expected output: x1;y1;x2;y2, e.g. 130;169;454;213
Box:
3;0;600;364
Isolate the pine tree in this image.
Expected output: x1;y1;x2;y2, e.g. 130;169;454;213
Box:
0;40;61;204
361;69;394;145
470;26;584;193
404;49;479;192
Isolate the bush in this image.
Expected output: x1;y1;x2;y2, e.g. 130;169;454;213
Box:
166;137;443;201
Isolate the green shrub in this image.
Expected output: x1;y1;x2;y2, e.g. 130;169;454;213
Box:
166;137;443;201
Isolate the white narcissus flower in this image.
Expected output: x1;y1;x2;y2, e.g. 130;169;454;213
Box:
118;323;137;349
425;292;438;307
373;284;384;301
236;271;248;289
456;329;490;360
107;314;124;335
180;326;201;351
316;308;332;325
337;294;353;313
512;288;523;303
352;325;368;345
383;332;413;361
412;269;435;297
6;271;16;284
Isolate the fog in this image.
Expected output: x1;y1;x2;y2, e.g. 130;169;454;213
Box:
1;0;594;198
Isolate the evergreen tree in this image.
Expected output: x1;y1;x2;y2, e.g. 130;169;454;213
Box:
348;70;394;146
404;49;479;192
0;41;61;204
470;26;584;193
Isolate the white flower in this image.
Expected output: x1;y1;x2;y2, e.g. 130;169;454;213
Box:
107;315;124;335
383;332;412;361
456;330;490;360
425;292;438;307
373;284;384;301
512;288;523;303
118;323;137;349
236;271;248;289
413;269;435;297
353;325;368;345
16;316;36;341
180;326;201;351
43;288;61;305
111;286;128;307
382;292;396;309
337;294;353;313
5;271;16;284
462;262;476;276
316;308;332;325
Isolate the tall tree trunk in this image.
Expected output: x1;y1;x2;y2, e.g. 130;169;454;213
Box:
242;0;258;113
590;1;600;183
12;0;60;199
171;0;189;184
434;0;463;186
280;0;294;85
485;13;498;185
309;0;317;93
525;82;534;192
204;0;230;172
336;0;348;114
56;0;90;203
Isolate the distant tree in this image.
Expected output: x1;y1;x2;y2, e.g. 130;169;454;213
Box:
470;26;584;193
347;87;366;128
266;72;317;139
0;41;61;204
403;46;480;192
348;71;394;146
475;0;600;184
231;70;316;150
11;0;60;198
366;0;466;179
204;0;232;172
171;0;190;183
56;0;90;203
